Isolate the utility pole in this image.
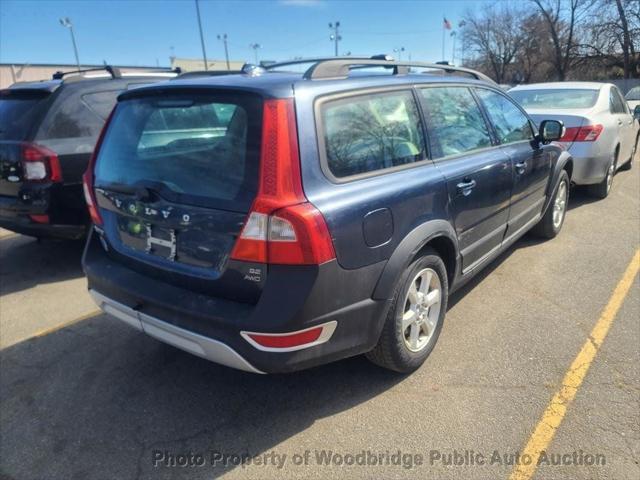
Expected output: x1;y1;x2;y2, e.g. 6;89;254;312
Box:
393;47;405;61
249;43;261;65
59;17;80;71
328;21;341;56
218;34;230;70
194;0;208;70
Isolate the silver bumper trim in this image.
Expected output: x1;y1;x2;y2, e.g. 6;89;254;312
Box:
89;290;265;374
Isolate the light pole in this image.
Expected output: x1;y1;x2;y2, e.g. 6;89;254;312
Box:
59;17;80;71
194;0;208;70
328;21;341;56
218;34;230;70
249;43;261;65
393;47;405;61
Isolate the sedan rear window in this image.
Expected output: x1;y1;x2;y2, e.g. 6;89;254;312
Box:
509;89;599;109
94;92;262;211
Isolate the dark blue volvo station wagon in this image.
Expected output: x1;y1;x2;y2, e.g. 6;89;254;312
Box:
82;57;572;373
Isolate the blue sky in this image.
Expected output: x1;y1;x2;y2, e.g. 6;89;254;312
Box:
1;0;490;67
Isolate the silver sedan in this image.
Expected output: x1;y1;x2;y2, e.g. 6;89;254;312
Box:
510;82;639;198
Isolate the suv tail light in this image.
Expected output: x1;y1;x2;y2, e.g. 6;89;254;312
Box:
230;99;335;265
82;108;116;226
560;124;603;142
21;143;62;182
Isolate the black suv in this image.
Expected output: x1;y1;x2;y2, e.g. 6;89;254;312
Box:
82;58;571;374
0;67;175;239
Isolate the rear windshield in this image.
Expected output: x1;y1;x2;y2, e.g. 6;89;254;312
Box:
94;92;262;211
0;90;49;141
509;88;599;109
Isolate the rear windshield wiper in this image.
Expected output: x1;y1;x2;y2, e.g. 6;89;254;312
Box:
97;180;168;201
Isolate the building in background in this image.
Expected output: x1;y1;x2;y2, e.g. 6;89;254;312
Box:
169;57;245;72
0;63;170;89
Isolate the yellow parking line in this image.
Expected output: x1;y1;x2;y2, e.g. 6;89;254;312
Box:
31;309;101;339
509;248;640;480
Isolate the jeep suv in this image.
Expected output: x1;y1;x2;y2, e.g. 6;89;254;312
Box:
0;67;176;239
82;58;572;373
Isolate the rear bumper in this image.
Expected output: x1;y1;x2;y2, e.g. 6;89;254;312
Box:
83;230;389;373
90;290;265;373
566;144;611;185
0;212;86;239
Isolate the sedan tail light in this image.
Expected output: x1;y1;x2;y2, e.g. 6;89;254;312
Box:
560;124;603;142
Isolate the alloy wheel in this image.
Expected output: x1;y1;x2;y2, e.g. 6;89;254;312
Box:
402;268;442;352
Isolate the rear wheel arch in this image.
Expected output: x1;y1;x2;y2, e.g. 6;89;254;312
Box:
372;220;458;301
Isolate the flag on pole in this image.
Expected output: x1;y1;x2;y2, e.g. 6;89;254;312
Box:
443;18;452;30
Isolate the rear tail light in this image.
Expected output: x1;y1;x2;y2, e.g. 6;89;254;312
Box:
29;214;49;224
560;124;603;142
82;108;116;226
230;99;336;265
21;144;62;182
240;321;337;352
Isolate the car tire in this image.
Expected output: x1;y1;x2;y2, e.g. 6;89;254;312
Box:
619;134;638;171
531;170;570;239
366;249;448;373
588;149;617;199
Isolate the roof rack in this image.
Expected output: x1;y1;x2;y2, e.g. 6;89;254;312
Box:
51;66;181;81
264;56;492;83
300;58;495;83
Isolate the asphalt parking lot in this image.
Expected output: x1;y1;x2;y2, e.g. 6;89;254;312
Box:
1;165;639;480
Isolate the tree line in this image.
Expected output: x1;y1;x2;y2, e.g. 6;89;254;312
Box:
459;0;639;84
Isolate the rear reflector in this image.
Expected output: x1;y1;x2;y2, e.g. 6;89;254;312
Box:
29;214;49;224
21;144;62;182
560;124;603;142
240;321;337;352
230;99;336;265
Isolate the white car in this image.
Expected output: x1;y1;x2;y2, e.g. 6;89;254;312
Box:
510;82;639;198
626;86;640;111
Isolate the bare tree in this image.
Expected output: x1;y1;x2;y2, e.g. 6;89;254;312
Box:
532;0;594;80
462;4;525;83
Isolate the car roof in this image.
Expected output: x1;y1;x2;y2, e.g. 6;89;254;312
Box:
6;72;177;94
510;81;608;91
118;70;496;101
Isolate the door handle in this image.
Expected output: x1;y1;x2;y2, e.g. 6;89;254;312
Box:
456;179;476;196
617;119;623;126
515;161;527;173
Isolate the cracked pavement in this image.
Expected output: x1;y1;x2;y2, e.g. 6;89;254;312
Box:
0;163;638;479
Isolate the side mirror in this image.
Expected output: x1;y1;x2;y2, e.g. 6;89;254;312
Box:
633;105;640;121
539;119;564;144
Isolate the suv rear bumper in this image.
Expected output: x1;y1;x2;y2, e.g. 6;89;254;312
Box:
0;212;86;239
83;230;389;373
90;290;265;373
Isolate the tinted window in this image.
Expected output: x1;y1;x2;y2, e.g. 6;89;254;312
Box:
609;88;627;114
626;87;640;101
95;93;261;210
509;89;599;109
322;90;425;178
476;89;533;144
419;87;492;158
37;89;113;140
0;90;49;141
81;90;120;119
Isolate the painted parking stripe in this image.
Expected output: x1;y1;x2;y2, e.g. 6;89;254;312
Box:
509;248;640;480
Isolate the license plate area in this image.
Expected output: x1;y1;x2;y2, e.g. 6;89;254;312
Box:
117;218;177;262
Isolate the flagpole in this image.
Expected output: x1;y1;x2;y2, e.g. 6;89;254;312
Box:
441;21;445;62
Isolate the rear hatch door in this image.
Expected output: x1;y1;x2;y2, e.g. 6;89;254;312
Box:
93;90;265;303
0;89;51;196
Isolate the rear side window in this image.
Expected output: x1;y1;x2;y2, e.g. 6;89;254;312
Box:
0;90;50;141
609;88;627;114
36;88;119;140
509;89;599;109
95;93;262;211
321;90;425;178
476;89;533;144
419;87;492;158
